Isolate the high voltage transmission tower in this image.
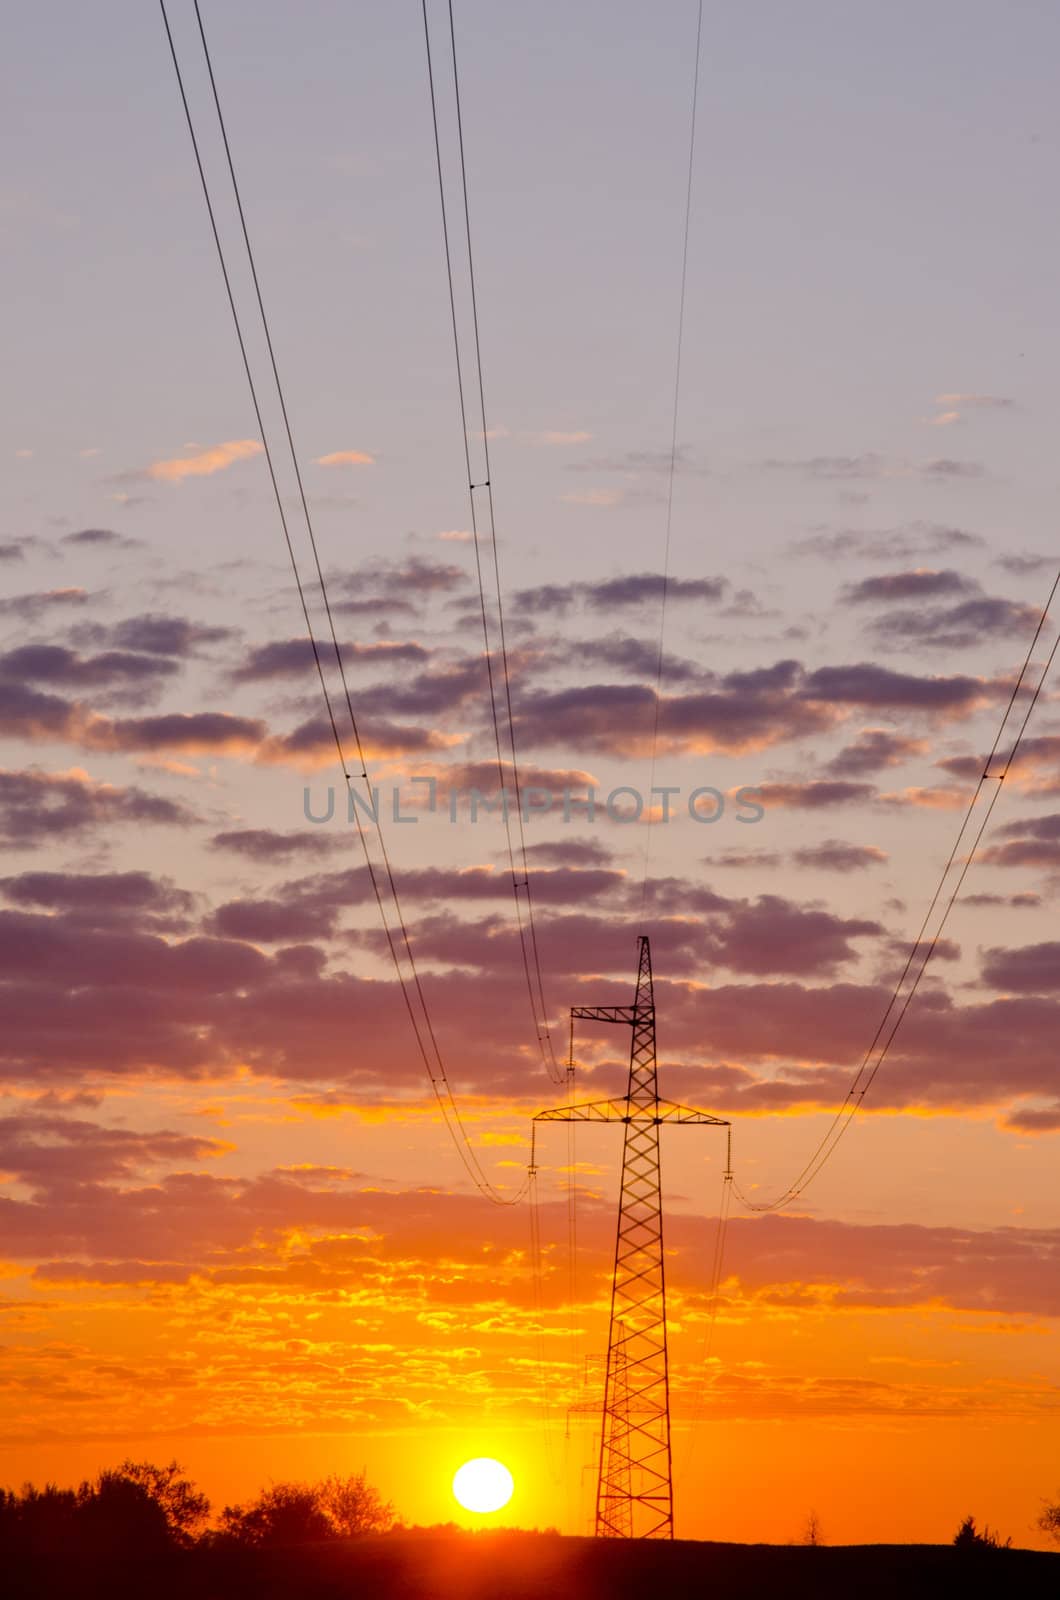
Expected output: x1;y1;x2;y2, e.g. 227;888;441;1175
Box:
533;936;729;1539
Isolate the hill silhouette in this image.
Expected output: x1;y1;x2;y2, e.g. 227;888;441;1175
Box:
6;1525;1060;1600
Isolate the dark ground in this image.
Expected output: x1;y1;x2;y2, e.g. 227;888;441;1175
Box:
8;1531;1060;1600
8;1536;1060;1600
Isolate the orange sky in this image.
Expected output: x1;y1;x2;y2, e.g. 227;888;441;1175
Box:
1;1091;1057;1544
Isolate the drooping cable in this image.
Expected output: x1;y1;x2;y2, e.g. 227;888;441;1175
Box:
160;0;525;1207
565;1015;578;1362
641;0;705;908
527;1132;563;1483
422;0;562;1084
673;1128;733;1494
734;568;1060;1212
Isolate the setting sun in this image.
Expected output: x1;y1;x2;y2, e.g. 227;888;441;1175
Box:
452;1458;515;1515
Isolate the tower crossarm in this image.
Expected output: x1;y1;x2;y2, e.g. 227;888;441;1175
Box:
535;1098;632;1124
654;1099;729;1127
571;1005;638;1025
567;1396;660;1417
534;1097;729;1128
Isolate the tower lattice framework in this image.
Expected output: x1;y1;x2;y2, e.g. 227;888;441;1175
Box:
534;935;729;1539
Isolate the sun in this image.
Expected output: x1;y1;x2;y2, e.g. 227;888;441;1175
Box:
452;1457;514;1514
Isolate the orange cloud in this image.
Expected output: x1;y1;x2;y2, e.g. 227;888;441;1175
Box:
146;440;264;482
313;450;375;467
935;392;1013;408
879;786;967;810
255;719;462;770
81;710;266;758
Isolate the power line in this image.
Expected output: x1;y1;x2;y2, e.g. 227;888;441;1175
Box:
523;1024;581;1511
527;1161;564;1485
673;1136;733;1499
422;0;562;1084
159;0;524;1208
734;567;1060;1213
641;0;705;909
565;1016;579;1370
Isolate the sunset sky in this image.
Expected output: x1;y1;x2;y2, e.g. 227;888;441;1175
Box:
2;0;1059;1549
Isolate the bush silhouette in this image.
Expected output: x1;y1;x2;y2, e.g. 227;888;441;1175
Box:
953;1514;1011;1552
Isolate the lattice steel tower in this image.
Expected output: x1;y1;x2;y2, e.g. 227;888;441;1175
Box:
534;935;729;1539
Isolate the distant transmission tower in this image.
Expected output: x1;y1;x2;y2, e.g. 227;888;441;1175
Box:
597;1324;633;1537
534;935;729;1539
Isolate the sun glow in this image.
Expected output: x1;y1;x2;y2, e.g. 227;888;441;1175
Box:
452;1457;514;1514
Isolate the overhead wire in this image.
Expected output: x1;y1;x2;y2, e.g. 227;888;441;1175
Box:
422;0;562;1084
733;566;1060;1213
673;1131;733;1493
565;1015;578;1365
159;0;525;1207
641;0;705;909
527;1134;563;1483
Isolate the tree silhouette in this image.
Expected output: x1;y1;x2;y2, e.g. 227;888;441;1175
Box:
0;1462;212;1560
220;1472;395;1546
1;1461;396;1564
0;1483;80;1556
220;1482;335;1547
1038;1496;1060;1548
800;1509;825;1546
79;1473;171;1557
111;1459;210;1546
320;1469;395;1535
